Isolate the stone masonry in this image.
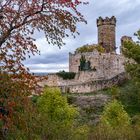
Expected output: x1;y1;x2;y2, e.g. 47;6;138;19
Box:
97;16;116;53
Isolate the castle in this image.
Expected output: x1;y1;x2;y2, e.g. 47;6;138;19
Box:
39;16;132;93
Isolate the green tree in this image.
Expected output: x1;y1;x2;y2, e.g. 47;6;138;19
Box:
0;0;87;137
120;30;140;115
89;100;133;140
37;87;78;140
100;100;131;128
0;0;86;75
116;80;140;115
122;32;140;83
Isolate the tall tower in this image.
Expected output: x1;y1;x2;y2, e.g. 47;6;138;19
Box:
97;16;116;53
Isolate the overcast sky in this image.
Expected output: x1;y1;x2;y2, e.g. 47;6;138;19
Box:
24;0;140;73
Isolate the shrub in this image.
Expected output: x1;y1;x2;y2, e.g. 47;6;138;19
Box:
57;71;76;80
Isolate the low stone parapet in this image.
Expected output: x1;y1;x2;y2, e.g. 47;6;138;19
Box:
60;72;127;93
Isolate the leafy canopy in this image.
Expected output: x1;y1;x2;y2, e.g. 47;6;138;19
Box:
37;87;78;123
37;87;79;139
122;31;140;82
0;0;87;77
0;0;87;136
101;100;131;128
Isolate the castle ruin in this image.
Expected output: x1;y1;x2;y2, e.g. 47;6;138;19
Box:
39;16;132;93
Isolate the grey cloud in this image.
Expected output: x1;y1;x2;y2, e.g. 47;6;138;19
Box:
28;64;68;71
26;63;68;73
24;0;140;72
25;52;68;65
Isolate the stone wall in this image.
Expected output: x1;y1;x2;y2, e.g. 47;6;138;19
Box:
69;52;125;78
38;74;61;87
60;72;127;93
38;71;127;94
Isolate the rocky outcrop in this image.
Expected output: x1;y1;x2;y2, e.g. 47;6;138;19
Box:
67;94;110;125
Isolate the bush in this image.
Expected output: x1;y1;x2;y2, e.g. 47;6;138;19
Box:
57;71;76;80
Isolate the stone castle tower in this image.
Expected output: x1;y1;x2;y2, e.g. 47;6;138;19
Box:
43;16;131;94
97;16;116;53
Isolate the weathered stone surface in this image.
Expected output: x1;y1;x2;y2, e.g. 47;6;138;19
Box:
97;16;116;53
69;52;125;75
60;72;127;93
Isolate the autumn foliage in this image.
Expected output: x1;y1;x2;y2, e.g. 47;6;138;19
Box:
0;0;87;136
0;0;86;74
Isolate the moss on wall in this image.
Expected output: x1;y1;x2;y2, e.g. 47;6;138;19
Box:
76;44;105;53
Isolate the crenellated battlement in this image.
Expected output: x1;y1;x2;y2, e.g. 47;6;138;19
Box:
97;16;116;27
97;16;116;53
